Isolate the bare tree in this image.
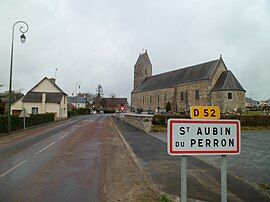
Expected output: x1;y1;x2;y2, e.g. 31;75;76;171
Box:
96;84;104;98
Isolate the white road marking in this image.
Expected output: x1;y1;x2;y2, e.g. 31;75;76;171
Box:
59;133;69;140
36;142;56;154
0;160;26;178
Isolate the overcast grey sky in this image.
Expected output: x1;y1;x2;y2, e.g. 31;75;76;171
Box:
0;0;269;102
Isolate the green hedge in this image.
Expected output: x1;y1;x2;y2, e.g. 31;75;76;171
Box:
0;113;55;134
152;114;270;127
68;108;90;117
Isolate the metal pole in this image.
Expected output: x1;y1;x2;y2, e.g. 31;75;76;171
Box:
181;155;187;202
221;155;227;202
7;21;29;133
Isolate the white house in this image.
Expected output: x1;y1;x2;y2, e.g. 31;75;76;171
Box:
67;96;87;108
11;77;67;119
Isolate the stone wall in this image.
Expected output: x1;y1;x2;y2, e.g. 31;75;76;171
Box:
212;91;246;113
120;113;153;133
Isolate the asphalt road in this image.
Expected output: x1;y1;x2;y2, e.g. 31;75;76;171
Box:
0;114;108;202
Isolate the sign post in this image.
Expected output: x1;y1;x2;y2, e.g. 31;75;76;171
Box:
167;106;240;202
19;108;30;130
181;155;187;202
221;155;227;202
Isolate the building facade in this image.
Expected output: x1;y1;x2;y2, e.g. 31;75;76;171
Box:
131;51;245;113
11;77;67;119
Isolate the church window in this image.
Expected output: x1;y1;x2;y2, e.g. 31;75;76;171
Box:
157;93;160;104
228;92;232;99
164;93;167;103
195;90;199;99
149;94;152;105
145;69;147;75
180;92;184;101
143;96;144;105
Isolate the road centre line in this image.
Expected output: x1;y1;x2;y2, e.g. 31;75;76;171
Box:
0;160;26;178
36;141;56;154
59;133;69;140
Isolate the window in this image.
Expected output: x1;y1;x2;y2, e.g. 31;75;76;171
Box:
180;92;184;101
157;93;160;104
149;94;152;104
145;69;147;75
64;97;66;104
228;92;232;99
32;107;38;114
164;93;167;103
195;90;199;99
142;95;144;105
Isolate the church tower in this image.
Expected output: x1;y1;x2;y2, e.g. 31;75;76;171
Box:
133;50;152;89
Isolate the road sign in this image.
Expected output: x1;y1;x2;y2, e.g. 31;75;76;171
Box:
190;106;220;119
19;108;30;118
167;119;240;155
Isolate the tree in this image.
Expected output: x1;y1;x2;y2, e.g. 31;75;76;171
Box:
0;99;4;115
166;101;171;112
96;84;104;98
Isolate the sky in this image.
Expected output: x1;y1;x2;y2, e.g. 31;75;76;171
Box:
0;0;269;102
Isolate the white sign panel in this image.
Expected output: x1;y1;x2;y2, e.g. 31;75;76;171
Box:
167;119;241;155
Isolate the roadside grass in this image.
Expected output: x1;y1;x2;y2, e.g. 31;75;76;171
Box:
159;195;172;202
150;125;167;133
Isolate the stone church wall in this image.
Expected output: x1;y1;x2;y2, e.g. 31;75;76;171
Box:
212;91;245;113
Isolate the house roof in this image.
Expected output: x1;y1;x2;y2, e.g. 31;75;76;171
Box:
135;51;152;67
22;92;64;103
67;96;87;104
132;58;222;93
29;77;67;95
212;70;245;92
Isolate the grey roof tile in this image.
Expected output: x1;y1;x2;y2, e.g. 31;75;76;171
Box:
212;70;245;92
22;92;64;103
132;59;220;93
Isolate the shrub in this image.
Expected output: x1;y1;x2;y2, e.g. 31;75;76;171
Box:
152;114;270;127
0;113;55;134
68;108;90;117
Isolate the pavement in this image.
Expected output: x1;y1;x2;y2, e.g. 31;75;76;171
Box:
112;116;270;202
0;114;108;202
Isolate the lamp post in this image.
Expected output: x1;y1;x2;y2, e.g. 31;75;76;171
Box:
8;21;29;133
75;81;81;108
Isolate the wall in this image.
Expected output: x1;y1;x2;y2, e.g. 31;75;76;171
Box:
212;91;246;113
32;79;60;93
121;113;153;133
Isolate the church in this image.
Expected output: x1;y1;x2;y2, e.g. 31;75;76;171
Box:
131;51;245;113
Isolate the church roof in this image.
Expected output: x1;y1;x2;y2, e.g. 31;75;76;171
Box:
132;58;221;93
212;70;245;92
135;51;152;66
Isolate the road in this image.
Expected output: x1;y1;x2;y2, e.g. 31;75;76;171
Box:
0;114;108;202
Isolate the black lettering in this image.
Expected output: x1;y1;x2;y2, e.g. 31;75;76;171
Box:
204;109;209;117
213;139;218;147
176;142;179;147
229;139;234;147
211;109;215;117
198;139;203;147
205;139;211;147
197;127;202;135
213;127;218;135
194;109;199;116
205;127;210;135
225;127;231;135
221;139;226;147
179;127;185;135
191;139;196;147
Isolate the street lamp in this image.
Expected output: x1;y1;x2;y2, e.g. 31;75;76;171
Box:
8;21;29;133
75;81;81;108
